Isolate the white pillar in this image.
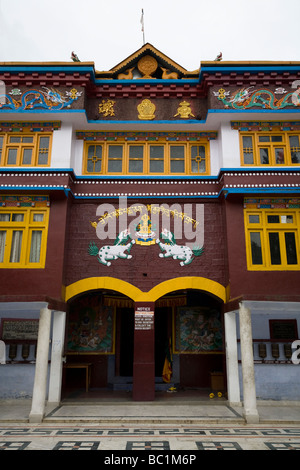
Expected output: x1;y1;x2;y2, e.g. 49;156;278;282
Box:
48;311;66;405
224;311;240;405
29;307;52;423
239;302;259;423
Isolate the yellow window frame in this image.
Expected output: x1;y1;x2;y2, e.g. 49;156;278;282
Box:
0;132;52;167
240;131;300;166
82;140;210;176
0;207;49;268
244;208;300;270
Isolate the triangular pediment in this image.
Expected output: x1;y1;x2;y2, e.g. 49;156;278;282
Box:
96;43;197;79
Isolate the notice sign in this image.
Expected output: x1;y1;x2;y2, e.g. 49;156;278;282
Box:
135;308;154;330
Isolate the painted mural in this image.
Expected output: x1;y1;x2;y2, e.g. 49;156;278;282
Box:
0;87;82;111
88;210;204;267
67;296;114;353
214;86;300;109
175;307;223;353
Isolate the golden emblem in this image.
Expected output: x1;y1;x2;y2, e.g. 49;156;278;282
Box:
99;99;115;117
174;101;195;119
137;55;158;78
137;99;156;120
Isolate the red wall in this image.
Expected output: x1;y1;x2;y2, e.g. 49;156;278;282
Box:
63;199;229;291
225;195;300;300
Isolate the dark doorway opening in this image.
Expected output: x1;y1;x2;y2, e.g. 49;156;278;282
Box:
119;308;134;377
155;307;169;377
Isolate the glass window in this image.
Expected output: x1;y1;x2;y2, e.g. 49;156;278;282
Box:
249;215;260;223
170;145;185;173
0;231;6;262
87;145;102;173
289;135;300;163
250;232;263;265
0;206;49;268
191;145;206;173
259;148;269;164
22;148;33;165
108;145;123;173
269;232;281;265
245;206;300;270
1;133;52;167
242;136;254;164
7;148;18;165
38;136;50;165
129;145;143;173
149;146;164;173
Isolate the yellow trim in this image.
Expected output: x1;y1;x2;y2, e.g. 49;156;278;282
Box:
0;206;49;268
244;207;300;270
0;132;52;167
239;130;300;166
82;140;210;176
64;276;227;303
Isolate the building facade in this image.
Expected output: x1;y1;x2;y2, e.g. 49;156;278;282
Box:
0;44;300;422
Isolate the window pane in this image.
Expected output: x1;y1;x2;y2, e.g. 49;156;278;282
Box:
289;135;300;163
275;148;285;164
250;232;263;264
10;230;23;262
29;230;42;263
22;137;34;143
170;146;185;173
0;231;6;262
285;232;297;265
38;136;50;165
0;214;10;222
108;146;123;172
267;215;280;223
87;145;102;173
191;145;206;173
12;213;24;222
271;135;283;142
33;214;44;222
7;148;17;164
22;148;33;165
260;148;269;164
149;146;164;173
269;232;281;265
249;215;260;223
129;145;143;173
9;137;21;143
259;136;270;142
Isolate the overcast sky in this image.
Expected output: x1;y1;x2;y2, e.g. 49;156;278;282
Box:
0;0;299;71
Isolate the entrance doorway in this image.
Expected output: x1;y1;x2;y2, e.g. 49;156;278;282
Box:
154;307;170;377
119;308;134;377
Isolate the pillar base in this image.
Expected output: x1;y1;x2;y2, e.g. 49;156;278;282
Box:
244;410;260;424
29;412;44;423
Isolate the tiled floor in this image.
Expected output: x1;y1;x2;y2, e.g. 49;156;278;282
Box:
1;424;300;450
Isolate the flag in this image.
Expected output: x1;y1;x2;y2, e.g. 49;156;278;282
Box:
140;9;144;32
162;338;172;383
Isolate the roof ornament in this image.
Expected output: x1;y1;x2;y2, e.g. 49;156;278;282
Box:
214;52;222;61
71;51;80;62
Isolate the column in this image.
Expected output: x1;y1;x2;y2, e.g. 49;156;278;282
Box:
133;302;155;401
239;302;259;423
48;311;66;405
224;311;241;405
29;307;52;423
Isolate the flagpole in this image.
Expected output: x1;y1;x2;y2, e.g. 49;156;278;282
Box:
140;9;145;45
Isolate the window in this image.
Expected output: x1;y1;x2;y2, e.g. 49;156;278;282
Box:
0;133;52;167
240;131;300;166
83;140;210;175
0;207;49;268
244;207;300;270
